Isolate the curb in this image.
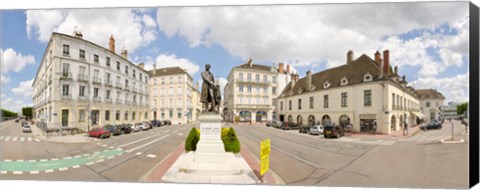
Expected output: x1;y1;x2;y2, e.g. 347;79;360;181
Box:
30;124;100;144
440;138;465;144
140;142;185;182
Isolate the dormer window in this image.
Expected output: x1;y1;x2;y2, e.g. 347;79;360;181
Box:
341;77;348;86
288;91;293;96
298;88;303;94
323;81;331;89
364;73;373;82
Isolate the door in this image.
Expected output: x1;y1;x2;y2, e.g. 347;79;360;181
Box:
61;109;69;127
91;110;99;125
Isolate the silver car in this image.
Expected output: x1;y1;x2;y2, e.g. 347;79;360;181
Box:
22;125;32;133
308;125;323;135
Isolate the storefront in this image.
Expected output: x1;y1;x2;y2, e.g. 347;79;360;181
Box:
359;114;376;133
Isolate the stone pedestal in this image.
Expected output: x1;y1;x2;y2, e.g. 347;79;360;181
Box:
194;112;234;163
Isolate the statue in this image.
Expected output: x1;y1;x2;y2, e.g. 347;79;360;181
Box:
201;64;220;113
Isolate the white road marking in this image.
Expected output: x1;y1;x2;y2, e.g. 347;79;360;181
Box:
50;158;59;161
0;136;4;140
163;130;170;133
96;143;101;145
86;162;94;166
118;133;166;148
4;160;12;162
13;171;23;174
63;156;72;160
59;167;68;171
45;169;54;173
34;138;40;142
74;155;81;158
4;136;11;141
125;134;170;153
107;156;114;159
72;165;80;168
30;171;39;174
28;160;36;162
27;137;32;142
172;130;179;133
20;137;25;142
178;133;183;136
135;152;143;155
146;154;157;158
83;154;89;156
1;171;6;174
116;148;123;151
109;146;114;149
102;144;108;147
12;137;17;141
40;159;48;162
96;159;105;163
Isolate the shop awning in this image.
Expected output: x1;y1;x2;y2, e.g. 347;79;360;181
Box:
411;111;425;119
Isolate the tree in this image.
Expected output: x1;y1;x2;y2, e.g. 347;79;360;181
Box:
1;109;18;117
456;102;468;115
22;107;33;120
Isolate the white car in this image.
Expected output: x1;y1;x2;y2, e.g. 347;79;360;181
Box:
129;123;140;132
136;122;149;130
308;125;324;135
22;125;32;133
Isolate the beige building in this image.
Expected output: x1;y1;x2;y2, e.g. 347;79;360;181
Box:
32;32;150;132
276;50;422;134
416;89;445;121
191;82;202;121
148;66;194;124
223;58;293;124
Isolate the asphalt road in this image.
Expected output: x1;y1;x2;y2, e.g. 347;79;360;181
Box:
231;120;469;189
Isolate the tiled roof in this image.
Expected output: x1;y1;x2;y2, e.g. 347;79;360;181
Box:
148;66;189;77
415;89;445;100
234;59;273;71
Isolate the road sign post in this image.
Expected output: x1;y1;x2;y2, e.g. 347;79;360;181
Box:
260;138;271;182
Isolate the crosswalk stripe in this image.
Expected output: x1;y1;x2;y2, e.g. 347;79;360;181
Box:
12;137;17;141
34;138;40;142
3;136;10;141
20;137;25;142
0;136;4;140
28;137;32;142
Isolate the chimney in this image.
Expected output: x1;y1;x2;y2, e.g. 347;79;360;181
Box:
74;31;83;39
138;63;145;69
380;58;384;78
278;63;284;74
383;50;390;75
306;70;312;91
153;64;157;75
286;64;291;74
402;75;406;82
248;57;253;67
347;50;354;63
374;51;381;64
290;73;296;90
121;49;128;59
109;35;115;53
394;66;398;75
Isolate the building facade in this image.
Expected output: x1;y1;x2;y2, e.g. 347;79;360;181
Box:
223;58;293;124
32;32;150;132
276;50;422;134
416;89;445;122
149;66;194;124
191;82;202;122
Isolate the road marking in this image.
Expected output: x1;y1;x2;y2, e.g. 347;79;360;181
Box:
125;134;170;153
107;156;114;159
172;130;179;133
63;156;72;160
28;160;36;162
163;130;170;133
0;136;4;140
72;165;80;169
178;133;183;136
96;143;101;145
83;154;89;156
74;155;81;158
4;136;10;141
135;152;143;155
1;171;6;174
27;137;32;142
45;169;54;173
13;171;22;175
96;159;105;163
20;137;25;142
109;146;114;149
116;148;123;151
34;138;40;142
146;154;157;158
12;137;17;141
40;159;48;162
4;160;12;162
59;167;68;171
102;144;108;147
86;162;94;166
30;171;39;174
118;133;166;148
50;158;59;161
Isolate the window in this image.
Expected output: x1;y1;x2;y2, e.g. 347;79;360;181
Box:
132;112;136;120
161;112;165;119
272;76;277;83
170;77;173;84
124;111;129;120
247;85;252;92
392;94;395;108
140;73;143;81
116;61;120;70
178;112;182;119
264;86;268;93
436;102;439;107
289;100;292;110
364;90;372;106
426;102;430;107
62;84;69;95
133;70;136;78
106;57;111;66
177;86;182;95
256;86;260;93
105;110;110;121
169;110;173;118
153;88;158;96
62;63;70;76
154;79;157;85
272;87;277;94
239;73;243;81
94;54;99;63
79;86;85;96
247;73;252;82
161;78;165;84
263;75;268;83
309;97;314;109
324;95;329;108
94;88;99;97
298;99;302;110
125;65;129;74
62;44;70;55
178;76;182;83
79;110;85;122
256;74;260;83
239;85;243;92
169;87;173;95
79;49;85;59
116;110;120;121
280;101;283;111
106;90;111;99
341;92;348;107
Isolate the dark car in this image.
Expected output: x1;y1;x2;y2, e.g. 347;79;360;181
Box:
118;124;132;134
104;124;122;135
163;120;172;126
323;124;344;138
15;119;19;123
279;122;298;130
299;125;310;133
288;122;299;130
420;120;442;130
88;127;111;139
150;120;162;127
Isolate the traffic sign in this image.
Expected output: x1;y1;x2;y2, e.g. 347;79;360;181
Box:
260;138;271;157
260;155;269;176
260;138;271;176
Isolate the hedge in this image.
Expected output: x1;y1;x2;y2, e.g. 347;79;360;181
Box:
184;127;241;153
185;127;200;152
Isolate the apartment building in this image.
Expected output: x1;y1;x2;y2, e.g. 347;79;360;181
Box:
416;89;445;121
276;50;422;134
149;66;194;124
223;58;293;124
32;32;150;132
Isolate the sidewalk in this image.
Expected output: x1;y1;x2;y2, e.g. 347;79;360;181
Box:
30;123;100;144
346;124;422;140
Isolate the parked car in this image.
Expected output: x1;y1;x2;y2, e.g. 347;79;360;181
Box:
88;127;111;139
118;124;132;134
323;124;344;138
136;122;148;130
308;125;324;135
15;119;19;123
163;120;172;126
266;121;273;127
420;119;442;130
299;125;310;133
22;125;32;133
150;120;162;127
128;123;140;132
272;121;283;128
143;122;152;129
288;122;299;130
104;124;122;135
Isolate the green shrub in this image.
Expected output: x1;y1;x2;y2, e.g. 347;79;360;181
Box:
222;127;241;153
185;127;200;152
221;127;229;139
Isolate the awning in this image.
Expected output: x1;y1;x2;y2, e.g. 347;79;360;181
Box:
359;114;377;120
411;111;425;119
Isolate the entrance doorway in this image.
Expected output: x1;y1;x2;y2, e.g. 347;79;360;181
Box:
91;110;99;125
61;109;69;127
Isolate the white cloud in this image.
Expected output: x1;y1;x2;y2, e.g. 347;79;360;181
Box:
1;75;10;86
410;72;469;103
218;77;228;96
156;2;468;70
153;54;200;77
11;79;34;98
0;97;31;113
25;8;157;53
1;48;36;74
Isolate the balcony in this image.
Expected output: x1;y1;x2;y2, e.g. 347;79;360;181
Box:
104;80;113;87
125;100;131;105
235;79;271;86
132;101;137;106
124;85;131;91
61;94;72;100
78;96;87;101
115;82;122;89
60;72;73;80
93;97;102;102
92;77;102;85
132;87;138;93
116;98;123;104
77;74;88;82
235;104;270;109
105;98;113;103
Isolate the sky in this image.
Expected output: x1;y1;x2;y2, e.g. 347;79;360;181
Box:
0;2;471;113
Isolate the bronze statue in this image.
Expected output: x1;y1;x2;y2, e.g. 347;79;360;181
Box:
201;64;220;113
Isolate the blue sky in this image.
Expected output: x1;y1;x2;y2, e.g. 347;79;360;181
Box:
1;2;470;112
